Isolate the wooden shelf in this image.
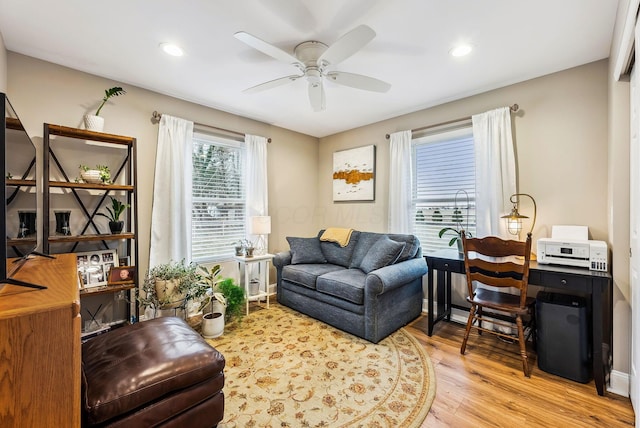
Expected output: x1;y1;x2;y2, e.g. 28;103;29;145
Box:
48;180;134;191
7;237;37;246
47;233;135;243
46;123;135;146
7;179;36;187
80;282;135;296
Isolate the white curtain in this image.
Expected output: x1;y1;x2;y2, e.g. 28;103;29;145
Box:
245;134;269;244
472;107;516;238
388;130;413;233
149;115;194;267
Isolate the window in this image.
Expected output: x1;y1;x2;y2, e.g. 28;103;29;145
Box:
192;132;245;262
412;126;476;253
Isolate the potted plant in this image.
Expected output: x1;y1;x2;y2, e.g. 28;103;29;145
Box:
138;259;204;313
79;164;111;184
84;86;126;132
438;190;472;254
216;277;246;323
97;196;130;234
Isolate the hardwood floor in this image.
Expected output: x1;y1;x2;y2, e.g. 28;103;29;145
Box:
405;316;635;427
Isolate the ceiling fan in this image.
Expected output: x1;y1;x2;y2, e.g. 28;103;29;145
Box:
234;25;391;112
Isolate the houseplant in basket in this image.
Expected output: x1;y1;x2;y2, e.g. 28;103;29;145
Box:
138;260;204;315
96;196;130;234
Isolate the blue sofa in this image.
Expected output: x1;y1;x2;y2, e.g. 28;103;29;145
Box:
273;230;427;343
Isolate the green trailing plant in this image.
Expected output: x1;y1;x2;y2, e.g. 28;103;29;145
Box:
95;86;126;116
138;259;204;310
97;196;130;222
438;227;472;247
216;277;246;323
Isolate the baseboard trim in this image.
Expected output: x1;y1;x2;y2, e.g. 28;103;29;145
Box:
608;370;629;397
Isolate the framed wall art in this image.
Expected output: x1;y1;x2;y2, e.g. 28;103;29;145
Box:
332;144;376;202
77;249;118;288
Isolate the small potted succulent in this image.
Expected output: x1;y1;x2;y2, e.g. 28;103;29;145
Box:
97;196;130;234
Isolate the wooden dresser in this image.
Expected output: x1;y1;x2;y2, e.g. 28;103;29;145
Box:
0;253;80;427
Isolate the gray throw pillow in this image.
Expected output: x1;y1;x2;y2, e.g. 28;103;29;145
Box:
359;236;406;274
286;237;327;264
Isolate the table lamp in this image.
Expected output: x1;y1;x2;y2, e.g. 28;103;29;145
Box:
501;193;537;236
250;216;271;255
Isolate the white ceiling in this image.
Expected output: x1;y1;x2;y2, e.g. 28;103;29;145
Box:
0;0;620;138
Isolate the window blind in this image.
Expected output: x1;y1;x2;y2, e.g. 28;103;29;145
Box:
412;128;476;253
192;134;245;261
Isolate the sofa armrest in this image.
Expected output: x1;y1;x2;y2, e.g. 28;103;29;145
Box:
365;257;428;295
273;251;292;268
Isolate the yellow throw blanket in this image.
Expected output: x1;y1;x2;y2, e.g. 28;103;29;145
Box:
320;227;354;247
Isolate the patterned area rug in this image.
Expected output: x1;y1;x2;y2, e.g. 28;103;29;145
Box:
205;304;436;427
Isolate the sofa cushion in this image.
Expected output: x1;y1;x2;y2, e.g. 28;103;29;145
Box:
316;268;367;305
319;229;360;268
359;236;406;274
282;263;344;290
388;233;421;262
349;232;384;269
287;236;327;264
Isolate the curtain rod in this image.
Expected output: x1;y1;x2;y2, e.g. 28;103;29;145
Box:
384;104;520;139
151;111;272;143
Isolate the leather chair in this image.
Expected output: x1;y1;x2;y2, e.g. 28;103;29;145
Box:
460;232;536;377
81;317;225;427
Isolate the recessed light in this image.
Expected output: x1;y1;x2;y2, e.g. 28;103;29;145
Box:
160;43;184;57
450;44;473;57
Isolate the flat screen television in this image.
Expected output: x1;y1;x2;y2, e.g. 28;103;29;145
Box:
1;92;47;289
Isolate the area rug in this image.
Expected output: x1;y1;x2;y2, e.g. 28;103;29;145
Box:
205;304;436;427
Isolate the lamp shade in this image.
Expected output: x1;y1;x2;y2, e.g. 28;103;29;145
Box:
250;216;271;235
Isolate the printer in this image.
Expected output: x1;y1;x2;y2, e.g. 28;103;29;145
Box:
537;225;608;272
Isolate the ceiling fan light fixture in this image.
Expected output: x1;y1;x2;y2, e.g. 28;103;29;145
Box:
450;44;473;57
160;43;184;57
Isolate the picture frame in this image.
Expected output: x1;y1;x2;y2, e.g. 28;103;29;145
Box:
76;249;118;288
108;266;135;285
332;144;376;202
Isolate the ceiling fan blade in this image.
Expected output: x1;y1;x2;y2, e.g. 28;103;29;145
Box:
308;81;325;112
318;25;376;67
234;31;302;67
326;71;391;93
243;74;303;94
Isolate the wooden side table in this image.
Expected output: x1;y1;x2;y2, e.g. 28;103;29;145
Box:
233;253;274;315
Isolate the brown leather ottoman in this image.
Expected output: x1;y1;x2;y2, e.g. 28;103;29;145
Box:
81;317;225;427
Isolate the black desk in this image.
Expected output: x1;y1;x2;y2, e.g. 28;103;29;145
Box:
425;249;612;396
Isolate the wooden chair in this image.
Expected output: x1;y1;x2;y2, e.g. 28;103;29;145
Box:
460;231;536;377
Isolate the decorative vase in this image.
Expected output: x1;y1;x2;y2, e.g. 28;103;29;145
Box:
155;279;185;309
456;238;464;255
201;312;224;339
54;210;71;236
17;211;36;238
80;169;103;184
83;114;104;132
109;220;124;234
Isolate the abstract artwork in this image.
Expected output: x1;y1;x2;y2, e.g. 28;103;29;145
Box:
333;145;375;202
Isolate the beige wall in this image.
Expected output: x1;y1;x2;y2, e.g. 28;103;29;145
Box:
6;53;319;279
320;61;610;245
